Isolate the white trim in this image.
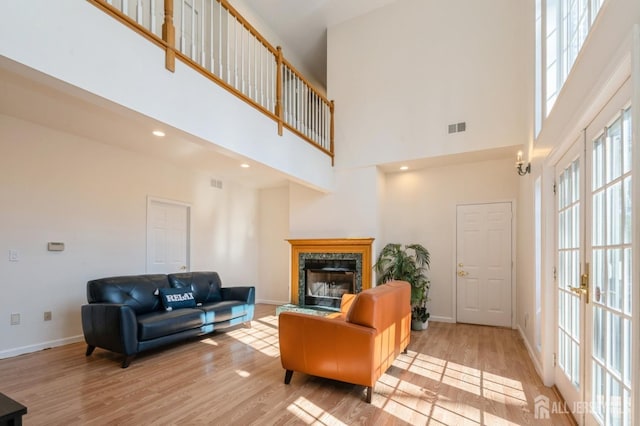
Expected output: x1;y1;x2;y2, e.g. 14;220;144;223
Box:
0;335;84;360
430;316;455;323
257;298;289;305
518;324;544;381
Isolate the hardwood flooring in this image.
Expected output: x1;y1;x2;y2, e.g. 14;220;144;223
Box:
0;304;573;425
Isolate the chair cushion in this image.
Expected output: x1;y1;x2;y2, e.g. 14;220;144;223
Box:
137;309;204;341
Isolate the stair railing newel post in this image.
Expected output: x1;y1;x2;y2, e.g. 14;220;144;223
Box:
330;100;335;165
162;0;176;72
276;46;284;136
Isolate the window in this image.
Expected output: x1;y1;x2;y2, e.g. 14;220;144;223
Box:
538;0;604;119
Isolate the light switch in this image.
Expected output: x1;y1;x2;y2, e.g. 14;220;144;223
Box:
8;249;19;262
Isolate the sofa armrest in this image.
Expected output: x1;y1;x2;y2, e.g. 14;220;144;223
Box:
81;304;138;356
220;286;255;304
278;312;377;387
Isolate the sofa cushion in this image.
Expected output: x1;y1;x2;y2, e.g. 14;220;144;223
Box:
199;300;249;324
168;272;222;304
158;287;196;311
86;274;169;314
137;309;204;341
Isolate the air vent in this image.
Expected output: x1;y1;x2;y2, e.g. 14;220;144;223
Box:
210;179;223;189
448;122;467;134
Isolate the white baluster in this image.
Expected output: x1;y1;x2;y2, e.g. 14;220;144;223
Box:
136;0;143;25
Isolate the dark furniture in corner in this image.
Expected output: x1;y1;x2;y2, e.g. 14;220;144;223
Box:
0;392;27;425
81;271;255;368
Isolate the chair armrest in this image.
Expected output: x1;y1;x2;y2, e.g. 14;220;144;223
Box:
278;312;377;387
221;286;255;304
81;304;138;355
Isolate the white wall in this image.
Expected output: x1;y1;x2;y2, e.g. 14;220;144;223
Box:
258;186;290;304
327;0;530;169
382;157;519;322
289;166;382;240
0;115;260;357
0;0;333;191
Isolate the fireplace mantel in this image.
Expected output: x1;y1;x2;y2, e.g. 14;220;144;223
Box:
287;238;374;305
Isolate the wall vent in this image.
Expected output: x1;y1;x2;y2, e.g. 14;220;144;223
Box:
448;122;467;134
210;179;223;189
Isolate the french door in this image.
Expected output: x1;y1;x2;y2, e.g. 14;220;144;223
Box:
554;99;633;425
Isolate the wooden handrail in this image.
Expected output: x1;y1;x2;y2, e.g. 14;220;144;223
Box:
218;0;278;56
87;0;334;164
282;58;331;107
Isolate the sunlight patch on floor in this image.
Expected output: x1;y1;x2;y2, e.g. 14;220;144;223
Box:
385;350;529;425
287;396;347;426
226;315;280;357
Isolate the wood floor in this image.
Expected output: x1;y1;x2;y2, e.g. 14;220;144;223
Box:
0;304;573;425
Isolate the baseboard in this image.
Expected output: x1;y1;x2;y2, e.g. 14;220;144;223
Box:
256;299;289;305
0;335;84;360
517;325;544;380
430;315;455;323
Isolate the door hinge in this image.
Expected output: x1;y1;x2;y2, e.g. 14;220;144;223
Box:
553;353;557;367
553;267;557;280
553;183;557;194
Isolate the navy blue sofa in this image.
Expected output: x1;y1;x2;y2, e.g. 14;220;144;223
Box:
81;271;255;367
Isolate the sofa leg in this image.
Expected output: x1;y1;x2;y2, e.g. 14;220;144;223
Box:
85;345;96;356
284;370;293;384
244;321;252;329
402;347;408;354
365;386;373;403
121;355;135;368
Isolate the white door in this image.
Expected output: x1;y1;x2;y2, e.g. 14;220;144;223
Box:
553;100;634;425
456;202;512;327
147;198;190;274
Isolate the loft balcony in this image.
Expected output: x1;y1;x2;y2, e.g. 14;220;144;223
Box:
0;0;334;191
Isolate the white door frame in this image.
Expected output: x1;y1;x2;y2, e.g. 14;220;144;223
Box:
146;196;192;273
453;199;517;329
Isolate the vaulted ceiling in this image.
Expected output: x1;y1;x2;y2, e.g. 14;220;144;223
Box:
241;0;402;86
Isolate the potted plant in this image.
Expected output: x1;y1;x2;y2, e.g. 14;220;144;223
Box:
373;243;431;331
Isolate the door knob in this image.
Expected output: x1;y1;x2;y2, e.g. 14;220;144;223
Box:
180;265;187;271
457;270;468;277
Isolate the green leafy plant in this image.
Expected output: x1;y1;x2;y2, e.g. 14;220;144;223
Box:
373;243;431;322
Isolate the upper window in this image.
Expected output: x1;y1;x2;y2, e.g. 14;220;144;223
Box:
536;0;604;135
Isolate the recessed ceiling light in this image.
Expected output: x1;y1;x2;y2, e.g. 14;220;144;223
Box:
400;166;409;171
240;163;250;168
152;130;165;137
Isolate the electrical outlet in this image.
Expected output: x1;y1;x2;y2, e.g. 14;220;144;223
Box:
44;311;52;321
8;249;19;262
10;313;20;325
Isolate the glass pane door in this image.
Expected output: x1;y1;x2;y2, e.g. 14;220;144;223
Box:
556;141;585;414
588;107;633;425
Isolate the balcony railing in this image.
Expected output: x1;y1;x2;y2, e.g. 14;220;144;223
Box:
88;0;334;163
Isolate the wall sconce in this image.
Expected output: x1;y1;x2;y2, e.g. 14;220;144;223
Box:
516;150;531;176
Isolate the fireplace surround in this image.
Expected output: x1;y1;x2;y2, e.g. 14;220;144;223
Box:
287;238;374;307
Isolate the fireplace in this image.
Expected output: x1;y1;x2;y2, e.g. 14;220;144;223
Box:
302;258;358;309
287;238;374;308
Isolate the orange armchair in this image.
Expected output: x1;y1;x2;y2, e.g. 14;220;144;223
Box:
278;280;411;402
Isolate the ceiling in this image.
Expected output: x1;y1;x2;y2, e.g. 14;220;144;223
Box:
0;56;291;189
241;0;402;87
